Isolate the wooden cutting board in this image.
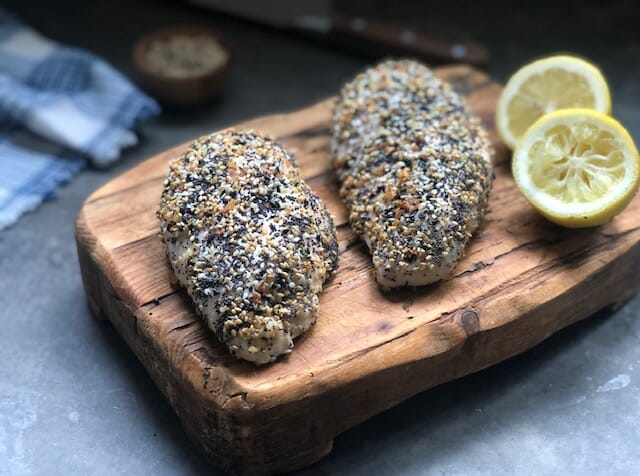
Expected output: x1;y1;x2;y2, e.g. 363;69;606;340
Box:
75;65;640;475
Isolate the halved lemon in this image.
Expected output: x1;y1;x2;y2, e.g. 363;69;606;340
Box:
512;109;640;228
497;55;611;149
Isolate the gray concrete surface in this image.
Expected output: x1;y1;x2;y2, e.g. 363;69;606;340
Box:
1;0;640;474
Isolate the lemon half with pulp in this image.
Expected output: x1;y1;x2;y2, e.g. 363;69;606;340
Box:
497;55;611;149
512;109;640;228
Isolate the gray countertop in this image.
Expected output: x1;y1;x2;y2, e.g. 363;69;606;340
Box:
2;1;640;474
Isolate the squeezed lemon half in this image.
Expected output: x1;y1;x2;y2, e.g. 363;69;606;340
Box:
497;55;611;149
512;109;640;228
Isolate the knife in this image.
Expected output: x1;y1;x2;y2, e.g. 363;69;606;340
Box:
188;0;489;66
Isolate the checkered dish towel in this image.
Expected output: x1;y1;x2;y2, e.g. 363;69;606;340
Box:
0;9;160;229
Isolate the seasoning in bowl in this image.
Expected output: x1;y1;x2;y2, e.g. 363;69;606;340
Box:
133;26;231;107
143;34;229;79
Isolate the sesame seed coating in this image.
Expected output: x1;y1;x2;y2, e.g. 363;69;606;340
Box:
332;60;494;288
159;129;339;364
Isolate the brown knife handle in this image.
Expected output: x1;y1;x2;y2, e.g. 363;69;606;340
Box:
329;15;489;66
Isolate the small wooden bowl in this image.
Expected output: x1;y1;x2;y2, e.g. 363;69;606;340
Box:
133;25;231;108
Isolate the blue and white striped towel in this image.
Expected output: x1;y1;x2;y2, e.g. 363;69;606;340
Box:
0;9;160;229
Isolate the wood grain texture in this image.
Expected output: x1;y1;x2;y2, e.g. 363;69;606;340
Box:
75;65;640;475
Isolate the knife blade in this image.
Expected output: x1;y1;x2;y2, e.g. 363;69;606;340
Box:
188;0;489;66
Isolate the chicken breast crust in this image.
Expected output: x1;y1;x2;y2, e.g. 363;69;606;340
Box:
159;129;339;364
332;60;493;289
